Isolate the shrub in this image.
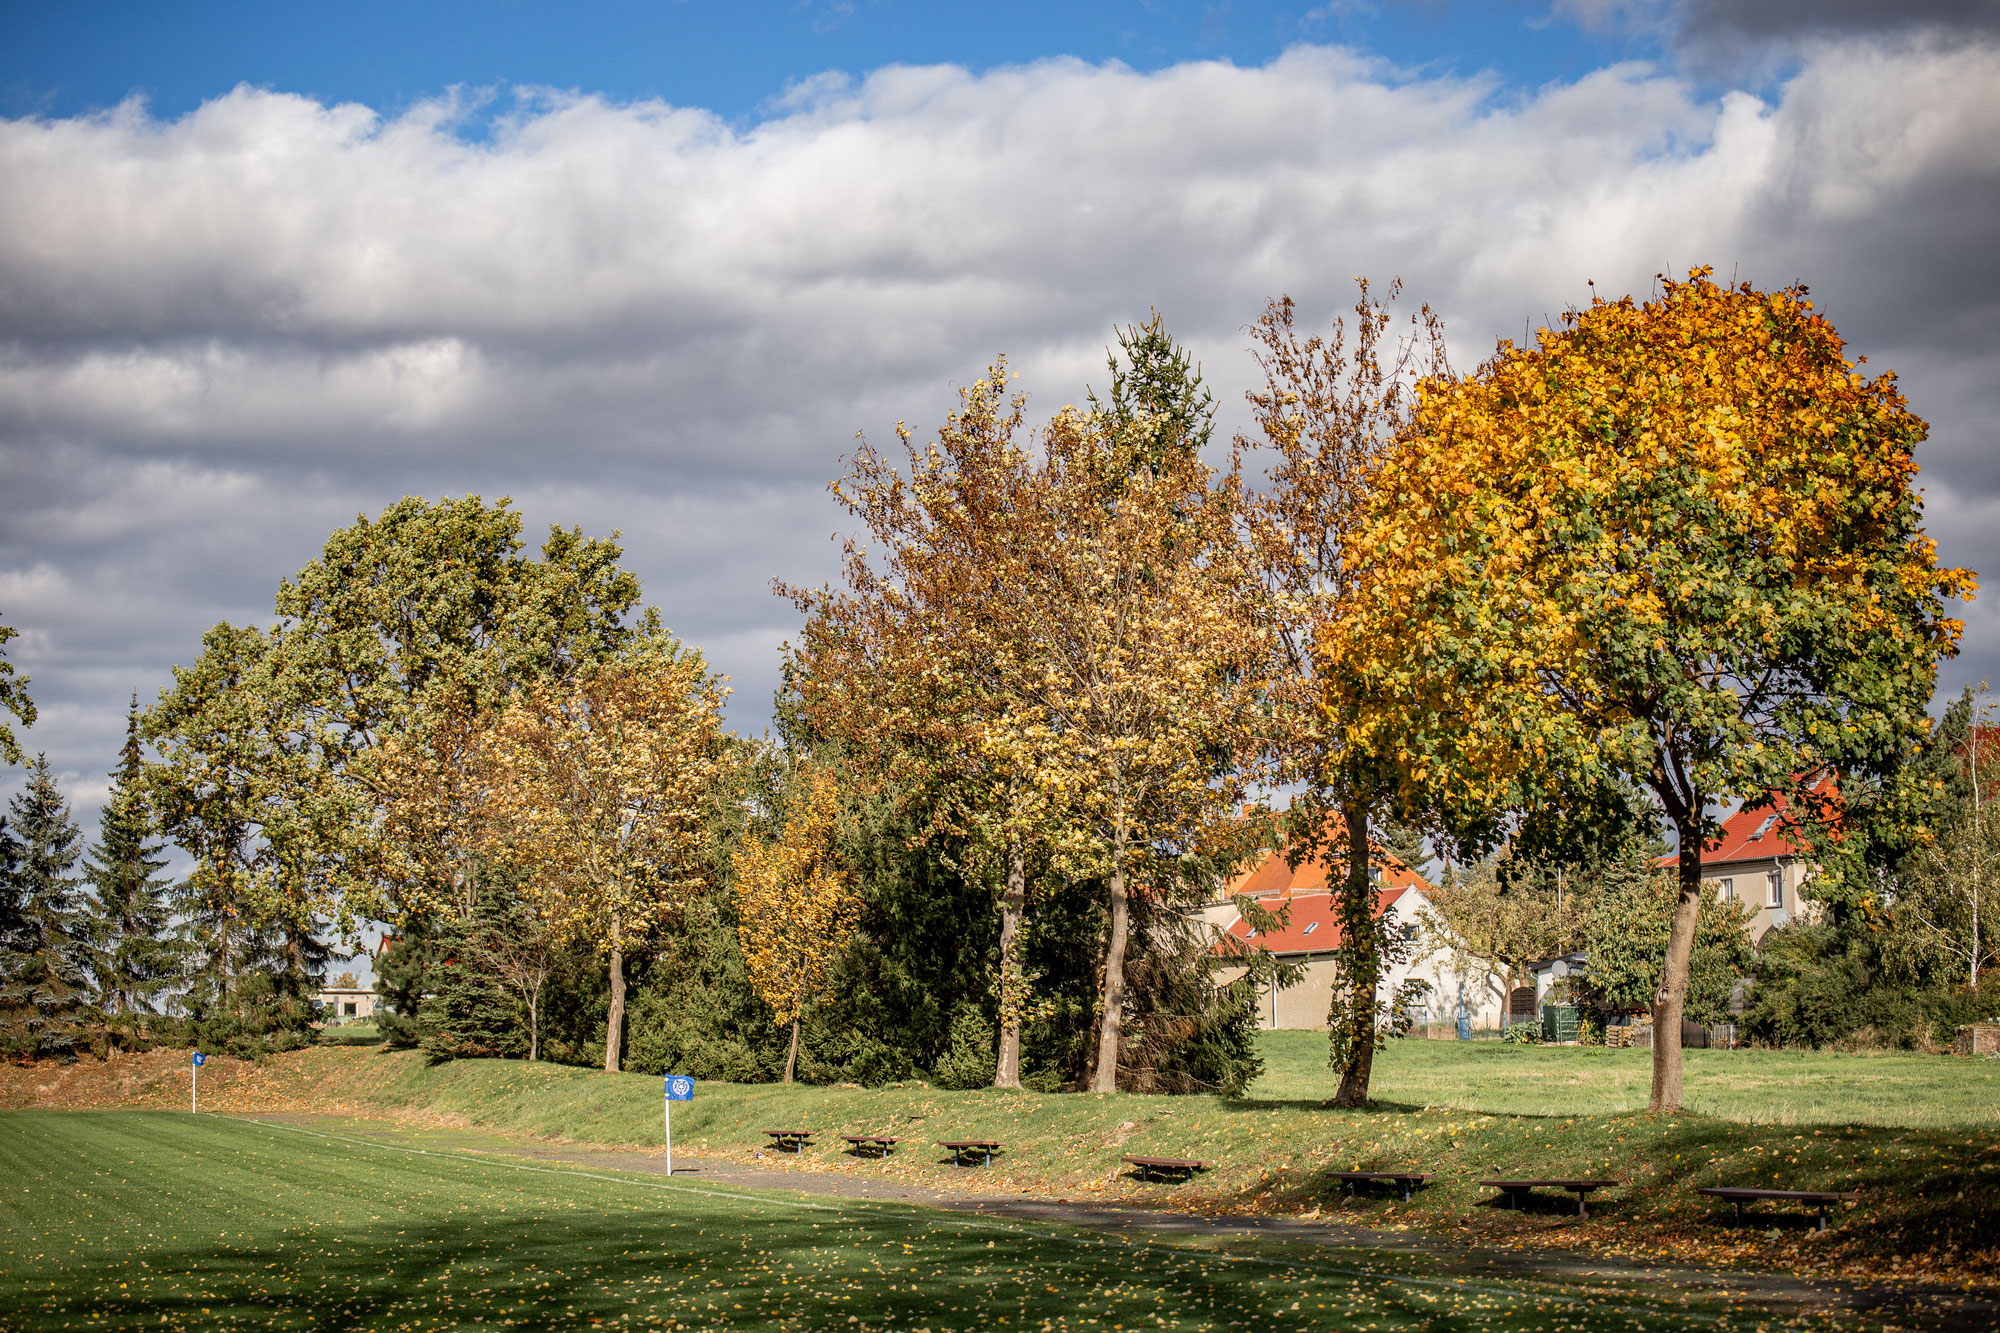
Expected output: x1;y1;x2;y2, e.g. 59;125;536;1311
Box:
931;1006;998;1090
1502;1022;1542;1044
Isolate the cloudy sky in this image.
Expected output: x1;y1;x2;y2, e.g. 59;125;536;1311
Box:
3;0;1998;835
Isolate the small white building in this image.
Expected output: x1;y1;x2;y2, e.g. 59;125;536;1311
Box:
313;987;377;1023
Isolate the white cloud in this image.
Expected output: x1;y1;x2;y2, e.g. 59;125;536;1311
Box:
2;39;1996;825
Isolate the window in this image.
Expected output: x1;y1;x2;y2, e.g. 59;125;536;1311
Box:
1302;921;1318;936
343;1002;358;1017
1367;864;1383;885
1768;871;1784;908
1717;877;1735;901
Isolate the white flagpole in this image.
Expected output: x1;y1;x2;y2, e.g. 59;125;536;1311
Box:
191;1057;198;1114
664;1095;673;1176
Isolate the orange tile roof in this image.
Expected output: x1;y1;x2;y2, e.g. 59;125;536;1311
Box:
1222;886;1416;955
1223;839;1430;901
1658;776;1835;870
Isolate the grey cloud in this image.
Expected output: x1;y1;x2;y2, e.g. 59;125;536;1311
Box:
2;40;1996;828
1679;0;2000;43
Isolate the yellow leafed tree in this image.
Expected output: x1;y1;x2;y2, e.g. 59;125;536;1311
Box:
732;765;864;1083
1335;269;1972;1112
474;635;730;1073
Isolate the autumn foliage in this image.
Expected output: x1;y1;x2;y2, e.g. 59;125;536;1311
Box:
732;765;864;1083
1337;269;1971;1109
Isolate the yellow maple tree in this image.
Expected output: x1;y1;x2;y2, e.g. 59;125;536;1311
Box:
1336;268;1973;1111
473;636;730;1073
732;764;865;1083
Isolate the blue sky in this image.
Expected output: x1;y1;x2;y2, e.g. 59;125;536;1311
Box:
3;1;1667;125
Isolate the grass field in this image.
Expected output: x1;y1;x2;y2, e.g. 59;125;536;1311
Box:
4;1035;1996;1288
0;1112;1759;1332
1247;1033;2000;1129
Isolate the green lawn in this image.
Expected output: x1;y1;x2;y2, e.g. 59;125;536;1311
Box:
0;1112;1750;1332
1248;1033;2000;1129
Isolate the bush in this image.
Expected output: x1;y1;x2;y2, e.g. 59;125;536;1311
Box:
1502;1022;1542;1044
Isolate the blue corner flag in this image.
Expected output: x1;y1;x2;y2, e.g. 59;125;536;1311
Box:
665;1074;694;1102
192;1051;205;1066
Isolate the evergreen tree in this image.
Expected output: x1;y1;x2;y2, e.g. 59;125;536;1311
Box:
373;919;437;1048
0;756;99;1059
1376;816;1434;881
0;815;21;962
86;699;178;1050
417;909;526;1062
1089;309;1218;467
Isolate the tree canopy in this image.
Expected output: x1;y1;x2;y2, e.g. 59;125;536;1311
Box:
1337;269;1972;1110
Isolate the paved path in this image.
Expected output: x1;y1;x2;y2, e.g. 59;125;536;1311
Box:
239;1113;2000;1332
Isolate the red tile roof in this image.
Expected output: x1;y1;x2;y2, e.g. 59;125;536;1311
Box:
1218;837;1431;955
1659;777;1834;870
1223;887;1418;955
1223;841;1431;900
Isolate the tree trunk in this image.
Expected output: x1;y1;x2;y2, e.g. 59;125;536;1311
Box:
1332;798;1380;1108
994;834;1026;1089
784;1015;801;1084
603;943;626;1074
527;983;541;1063
1651;814;1705;1113
1091;789;1130;1094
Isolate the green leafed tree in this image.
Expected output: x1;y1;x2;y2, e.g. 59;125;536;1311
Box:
0;757;98;1059
144;496;651;937
87;698;180;1052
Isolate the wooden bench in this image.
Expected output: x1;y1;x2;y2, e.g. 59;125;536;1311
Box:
939;1140;1003;1168
1698;1186;1860;1234
841;1134;900;1158
1480;1178;1619;1217
1330;1171;1434;1202
762;1129;815;1153
1121;1155;1212;1183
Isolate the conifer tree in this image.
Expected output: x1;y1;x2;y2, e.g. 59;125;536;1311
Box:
0;756;99;1059
373;920;437;1048
87;698;178;1051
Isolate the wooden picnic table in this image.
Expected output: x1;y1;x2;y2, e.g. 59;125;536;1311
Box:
939;1140;1003;1168
762;1129;815;1153
1479;1178;1619;1217
841;1134;900;1158
1121;1155;1212;1182
1330;1171;1434;1202
1698;1186;1860;1234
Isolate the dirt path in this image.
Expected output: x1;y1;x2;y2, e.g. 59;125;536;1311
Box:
235;1112;2000;1331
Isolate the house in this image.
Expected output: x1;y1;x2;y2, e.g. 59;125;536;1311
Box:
1657;782;1830;946
1205;842;1510;1032
313;987;377;1023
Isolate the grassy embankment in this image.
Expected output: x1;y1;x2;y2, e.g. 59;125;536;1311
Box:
0;1110;1794;1331
10;1032;1994;1282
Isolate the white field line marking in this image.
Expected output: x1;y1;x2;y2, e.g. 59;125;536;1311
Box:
221;1114;1723;1326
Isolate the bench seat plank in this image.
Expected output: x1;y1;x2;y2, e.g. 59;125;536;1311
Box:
938;1140;1003;1167
1479;1178;1619;1217
1122;1154;1212;1182
1698;1186;1861;1233
1331;1170;1434;1201
841;1135;899;1156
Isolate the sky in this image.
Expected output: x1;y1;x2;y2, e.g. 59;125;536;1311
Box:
3;0;1998;857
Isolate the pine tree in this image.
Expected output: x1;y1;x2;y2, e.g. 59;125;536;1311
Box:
0;756;99;1059
87;699;178;1051
1376;816;1435;881
373;919;437;1048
